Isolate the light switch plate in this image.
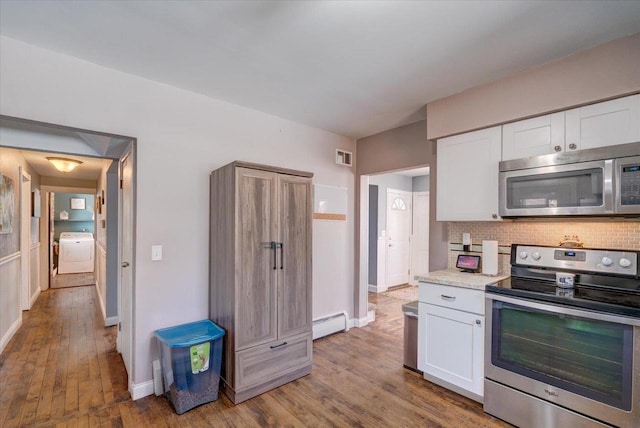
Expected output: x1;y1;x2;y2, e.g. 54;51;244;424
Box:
151;245;163;261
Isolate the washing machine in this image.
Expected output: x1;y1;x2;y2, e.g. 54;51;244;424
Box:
58;232;95;274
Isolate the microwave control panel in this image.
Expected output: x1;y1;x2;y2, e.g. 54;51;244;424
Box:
620;163;640;206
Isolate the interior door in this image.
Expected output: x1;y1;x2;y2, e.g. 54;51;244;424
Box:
386;189;411;287
118;150;134;379
277;174;312;339
236;167;278;350
49;193;54;283
410;191;429;285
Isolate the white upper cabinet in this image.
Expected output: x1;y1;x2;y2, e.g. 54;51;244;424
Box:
437;126;501;221
502;94;640;161
502;112;564;161
565;94;640;151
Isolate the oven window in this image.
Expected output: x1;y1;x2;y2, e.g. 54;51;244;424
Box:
506;168;603;209
492;302;633;410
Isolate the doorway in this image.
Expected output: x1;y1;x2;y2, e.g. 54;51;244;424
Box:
0;114;136;391
366;167;430;299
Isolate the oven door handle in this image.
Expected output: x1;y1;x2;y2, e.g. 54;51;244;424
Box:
485;293;640;326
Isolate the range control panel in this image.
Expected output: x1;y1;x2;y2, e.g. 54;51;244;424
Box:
514;245;638;276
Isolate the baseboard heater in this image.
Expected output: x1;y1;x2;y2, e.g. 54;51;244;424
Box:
312;312;348;340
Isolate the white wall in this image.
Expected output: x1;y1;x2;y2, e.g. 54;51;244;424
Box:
0;147;42;353
0;177;21;354
0;36;355;392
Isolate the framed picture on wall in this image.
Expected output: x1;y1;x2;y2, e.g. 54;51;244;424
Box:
71;197;85;210
0;173;15;234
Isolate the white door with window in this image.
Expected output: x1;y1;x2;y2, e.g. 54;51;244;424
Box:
410;191;429;285
386;189;412;287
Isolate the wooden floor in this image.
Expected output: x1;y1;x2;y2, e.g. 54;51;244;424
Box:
0;287;510;427
51;273;96;289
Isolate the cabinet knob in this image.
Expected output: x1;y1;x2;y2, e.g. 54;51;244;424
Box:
492;213;498;219
554;145;562;152
568;143;577;150
476;320;481;325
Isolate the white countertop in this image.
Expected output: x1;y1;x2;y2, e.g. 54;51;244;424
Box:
415;269;509;290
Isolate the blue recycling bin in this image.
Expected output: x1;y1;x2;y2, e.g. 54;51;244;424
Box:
155;320;225;414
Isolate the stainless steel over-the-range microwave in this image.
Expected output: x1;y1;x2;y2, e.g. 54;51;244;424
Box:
499;142;640;217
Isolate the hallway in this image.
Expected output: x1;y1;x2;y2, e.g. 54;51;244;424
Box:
0;286;129;426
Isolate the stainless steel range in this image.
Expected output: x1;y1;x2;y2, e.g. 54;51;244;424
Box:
484;244;640;428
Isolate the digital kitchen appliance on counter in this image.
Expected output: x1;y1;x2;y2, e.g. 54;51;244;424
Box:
484;244;640;428
499;141;640;217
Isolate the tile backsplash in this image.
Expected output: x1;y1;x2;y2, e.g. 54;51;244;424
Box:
448;220;640;274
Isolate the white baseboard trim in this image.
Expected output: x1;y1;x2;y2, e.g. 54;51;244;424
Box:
131;379;155;400
1;317;22;355
95;283;108;324
105;316;118;327
29;287;41;308
350;316;370;329
367;283;388;293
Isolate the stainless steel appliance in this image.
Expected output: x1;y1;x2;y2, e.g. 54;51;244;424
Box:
499;142;640;217
402;300;422;373
485;244;640;428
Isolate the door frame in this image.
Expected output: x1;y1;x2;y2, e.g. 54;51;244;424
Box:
409;191;429;286
359;167;431;326
1;114;136;391
19;167;31;310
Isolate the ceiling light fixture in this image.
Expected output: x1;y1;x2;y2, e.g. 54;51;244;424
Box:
47;157;83;173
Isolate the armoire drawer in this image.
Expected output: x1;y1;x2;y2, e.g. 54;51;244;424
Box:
235;332;312;390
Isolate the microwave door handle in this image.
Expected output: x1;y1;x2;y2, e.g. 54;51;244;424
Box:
603;159;614;213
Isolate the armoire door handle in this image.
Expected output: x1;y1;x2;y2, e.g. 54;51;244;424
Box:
271;241;277;270
280;242;284;269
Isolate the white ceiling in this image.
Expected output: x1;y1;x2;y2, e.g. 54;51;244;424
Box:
1;1;639;138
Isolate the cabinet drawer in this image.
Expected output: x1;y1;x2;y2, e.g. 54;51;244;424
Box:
420;283;484;315
235;332;312;390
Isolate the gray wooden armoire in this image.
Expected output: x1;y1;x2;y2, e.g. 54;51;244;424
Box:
209;161;313;404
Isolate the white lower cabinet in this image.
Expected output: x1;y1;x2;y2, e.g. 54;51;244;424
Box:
418;282;485;402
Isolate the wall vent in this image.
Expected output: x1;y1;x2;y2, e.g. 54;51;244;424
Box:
336;149;353;167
